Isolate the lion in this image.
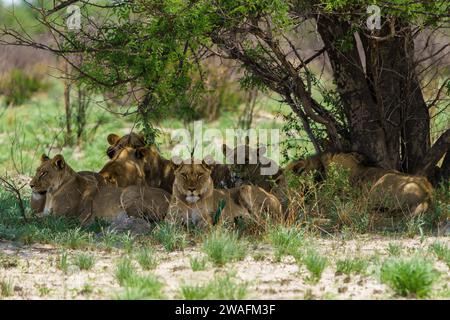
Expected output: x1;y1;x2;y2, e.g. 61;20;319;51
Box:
30;155;106;214
101;138;233;192
288;152;433;216
168;158;282;228
222;144;287;212
106;132;146;159
30;154;169;223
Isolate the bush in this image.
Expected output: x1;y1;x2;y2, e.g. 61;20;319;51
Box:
0;67;49;106
380;256;439;298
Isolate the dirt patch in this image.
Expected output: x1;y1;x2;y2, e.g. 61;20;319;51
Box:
0;236;449;300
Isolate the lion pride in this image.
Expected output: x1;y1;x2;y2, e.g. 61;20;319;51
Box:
168;158;283;227
102;134;233;191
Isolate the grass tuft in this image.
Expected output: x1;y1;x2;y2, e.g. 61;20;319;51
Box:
74;253;95;270
380;256;439;298
152;222;187;252
301;249;327;282
180;273;247;300
202;229;247;267
336;257;368;275
266;225;303;261
429;242;450;267
135;248;158;270
189;256;208;271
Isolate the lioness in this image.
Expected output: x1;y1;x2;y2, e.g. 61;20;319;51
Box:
106;132;146;159
288;152;433;216
30;155;106;214
30;154;169;223
168;158;282;227
101;136;233;191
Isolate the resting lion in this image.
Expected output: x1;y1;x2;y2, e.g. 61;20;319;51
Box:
287;152;433;216
222;144;287;210
101;135;233;192
30;155;106;214
168;158;282;227
30;154;169;223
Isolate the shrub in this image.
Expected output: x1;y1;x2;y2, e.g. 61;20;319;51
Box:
380;256;439;298
0;67;49;106
202;229;247;266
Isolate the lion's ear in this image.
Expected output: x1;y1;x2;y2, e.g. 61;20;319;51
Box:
107;134;120;146
52;154;66;170
41;154;50;163
135;147;149;160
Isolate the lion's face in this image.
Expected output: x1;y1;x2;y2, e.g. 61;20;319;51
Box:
173;160;213;204
99;147;147;187
106;132;146;159
30;154;67;193
222;144;273;184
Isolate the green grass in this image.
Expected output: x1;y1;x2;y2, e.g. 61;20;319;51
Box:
36;284;51;297
336;257;368;275
429;242;450;267
152;222;188;252
266;225;303;261
74;253;95;270
114;256;164;299
301;249;327;282
202;229;247;267
0;278;13;297
180;273;247;300
380;256;439;298
386;243;402;256
189;256;208;271
115;257;136;286
135;248;158;270
0;252;18;269
56;250;69;273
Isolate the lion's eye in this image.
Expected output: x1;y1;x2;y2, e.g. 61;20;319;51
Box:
197;174;203;179
39;172;47;178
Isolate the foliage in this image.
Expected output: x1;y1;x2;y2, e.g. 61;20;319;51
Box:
0;67;49;106
380;256;439;298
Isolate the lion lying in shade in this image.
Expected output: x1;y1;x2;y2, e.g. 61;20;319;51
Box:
30;154;169;224
286;152;433;216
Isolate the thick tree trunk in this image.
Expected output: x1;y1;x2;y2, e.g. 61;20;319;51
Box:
316;16;390;168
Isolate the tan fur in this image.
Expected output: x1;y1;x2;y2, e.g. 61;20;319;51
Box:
106;132;146;159
30;155;105;213
120;185;170;222
222;144;287;211
99;147;148;187
290;152;434;216
168;160;282;227
102;134;232;192
30;154;168;223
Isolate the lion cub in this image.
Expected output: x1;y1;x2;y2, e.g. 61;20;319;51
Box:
168;158;282;227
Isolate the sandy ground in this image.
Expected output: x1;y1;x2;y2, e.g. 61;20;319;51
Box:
0;236;449;300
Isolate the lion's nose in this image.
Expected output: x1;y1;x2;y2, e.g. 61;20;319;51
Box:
188;188;196;192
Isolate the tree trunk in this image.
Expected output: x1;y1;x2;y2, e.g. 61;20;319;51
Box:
316;16;391;168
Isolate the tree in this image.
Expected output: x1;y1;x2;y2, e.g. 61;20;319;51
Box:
1;0;448;182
